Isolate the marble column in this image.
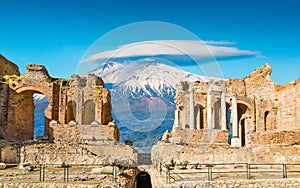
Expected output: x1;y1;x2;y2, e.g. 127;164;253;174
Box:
189;85;195;130
231;94;240;147
207;91;212;129
221;92;227;131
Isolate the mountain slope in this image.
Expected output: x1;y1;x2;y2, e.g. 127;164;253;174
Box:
92;61;208;98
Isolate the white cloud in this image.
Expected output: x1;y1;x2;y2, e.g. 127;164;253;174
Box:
82;40;259;63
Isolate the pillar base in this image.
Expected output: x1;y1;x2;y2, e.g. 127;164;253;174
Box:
231;137;241;147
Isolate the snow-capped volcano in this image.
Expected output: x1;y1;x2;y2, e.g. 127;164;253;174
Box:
90;60;212;152
91;60;208;98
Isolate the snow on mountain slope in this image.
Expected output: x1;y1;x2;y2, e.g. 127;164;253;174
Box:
33;93;47;101
91;60;209;98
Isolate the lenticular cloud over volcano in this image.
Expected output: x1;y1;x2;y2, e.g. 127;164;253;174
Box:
83;40;259;65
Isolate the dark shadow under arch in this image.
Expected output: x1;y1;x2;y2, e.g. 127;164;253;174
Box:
135;171;152;188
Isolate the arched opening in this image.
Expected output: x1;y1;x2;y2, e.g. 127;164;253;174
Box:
264;111;270;131
33;93;49;139
83;100;95;124
7;91;50;141
237;103;248;147
195;104;204;129
135;171;152;188
66;101;76;123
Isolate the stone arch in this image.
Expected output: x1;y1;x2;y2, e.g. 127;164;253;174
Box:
135;171;152;188
83;100;95;124
15;86;52;102
7;89;51;141
3;64;61;141
236;102;251;147
236;98;254;114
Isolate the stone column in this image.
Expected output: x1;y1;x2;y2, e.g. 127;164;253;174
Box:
231;94;240;147
189;85;195;130
174;110;180;128
221;92;227;131
196;105;201;129
207;91;212;129
182;106;186;130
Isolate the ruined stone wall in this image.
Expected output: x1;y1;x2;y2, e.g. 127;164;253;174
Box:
59;74;112;126
152;142;300;164
1;65;59;141
0;55;20;77
0;62;116;142
275;78;300;131
177;178;300;188
20;142;138;166
0;57;123;165
154;63;300;165
6;91;34;140
0;144;21;164
0;83;9;139
51;123;119;142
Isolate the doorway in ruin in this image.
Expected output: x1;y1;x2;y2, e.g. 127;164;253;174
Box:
33;93;49;139
237;103;248;147
7;90;50;141
82;100;95;124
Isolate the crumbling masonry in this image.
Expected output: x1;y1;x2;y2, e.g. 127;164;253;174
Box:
152;63;300;164
0;55;137;164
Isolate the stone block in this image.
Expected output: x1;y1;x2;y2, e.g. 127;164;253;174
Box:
68;120;77;126
0;163;6;170
91;121;100;127
169;136;183;144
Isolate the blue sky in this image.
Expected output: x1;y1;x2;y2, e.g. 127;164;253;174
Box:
0;0;299;85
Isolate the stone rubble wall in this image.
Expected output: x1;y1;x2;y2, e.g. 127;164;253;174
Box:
0;83;9;138
0;182;124;188
1;178;299;188
275;78;300;131
177;178;300;188
0;143;21;164
51;123;120;143
20;142;138;166
151;142;300;164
